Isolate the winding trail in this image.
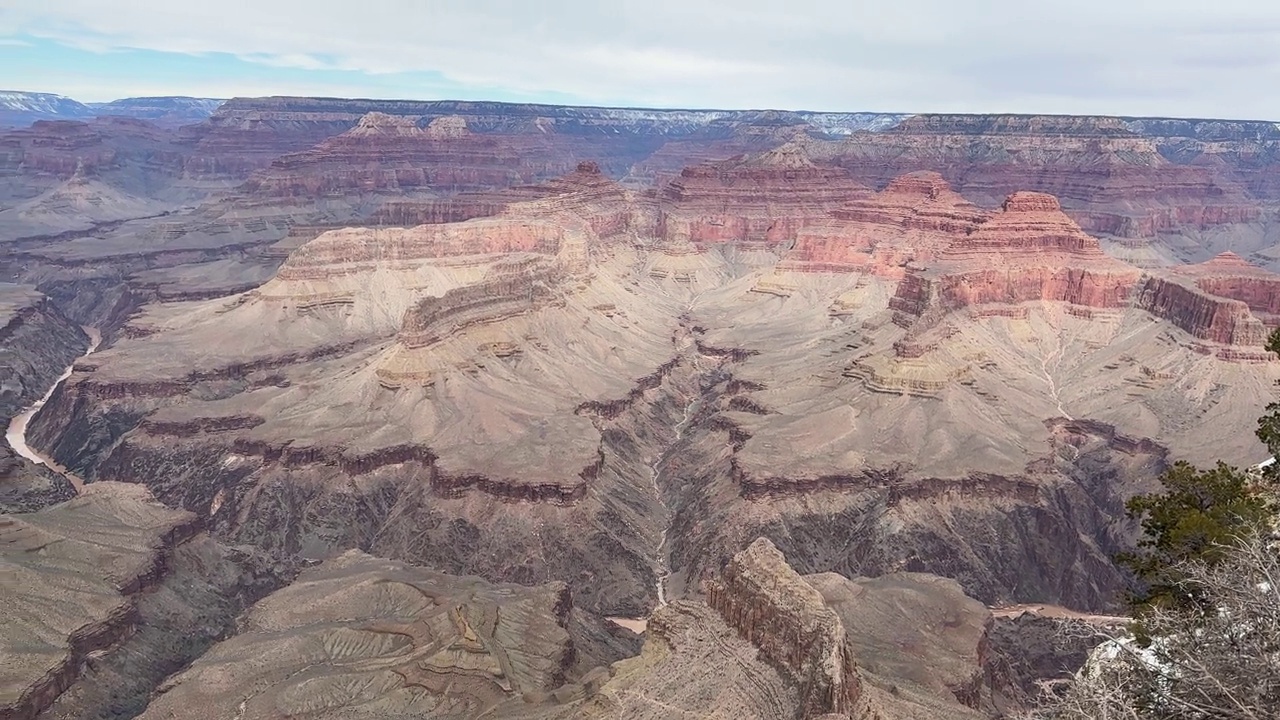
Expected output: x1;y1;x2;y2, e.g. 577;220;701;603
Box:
5;327;100;489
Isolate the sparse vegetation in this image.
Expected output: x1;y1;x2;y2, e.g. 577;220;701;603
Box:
1033;329;1280;719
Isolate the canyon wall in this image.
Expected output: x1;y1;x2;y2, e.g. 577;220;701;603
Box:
0;484;199;719
658;143;872;246
0;288;88;511
705;538;864;717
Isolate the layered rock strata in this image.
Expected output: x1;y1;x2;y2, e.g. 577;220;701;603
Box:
1137;252;1280;348
237;112;597;200
658;143;872;246
0;483;198;720
0;287;87;511
780;171;986;275
890;191;1143;323
819;114;1271;244
133;549;636;720
705;538;864;717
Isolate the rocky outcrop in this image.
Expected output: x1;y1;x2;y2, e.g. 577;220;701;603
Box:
132;549;635;720
781;171;986;275
1137;253;1279;347
810;571;997;717
33;533;282;720
889;190;1142;320
0;483;200;720
819;113;1271;245
0;287;88;512
705;538;864;717
236;110;598;199
658;143;872;246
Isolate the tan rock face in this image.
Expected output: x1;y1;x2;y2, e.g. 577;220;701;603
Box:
705;538;864;717
133;550;609;720
0;484;198;720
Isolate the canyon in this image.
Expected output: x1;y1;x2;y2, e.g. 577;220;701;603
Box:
1;95;1278;719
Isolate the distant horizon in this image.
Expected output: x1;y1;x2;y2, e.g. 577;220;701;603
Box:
7;87;1280;127
4;2;1280;121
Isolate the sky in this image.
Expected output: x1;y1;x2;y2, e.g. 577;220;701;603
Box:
3;1;1280;119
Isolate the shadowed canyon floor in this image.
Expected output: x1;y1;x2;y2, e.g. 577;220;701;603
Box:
1;97;1279;719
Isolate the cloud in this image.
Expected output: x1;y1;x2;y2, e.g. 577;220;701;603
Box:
3;0;1280;118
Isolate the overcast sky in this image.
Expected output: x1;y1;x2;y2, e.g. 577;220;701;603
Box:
3;1;1280;119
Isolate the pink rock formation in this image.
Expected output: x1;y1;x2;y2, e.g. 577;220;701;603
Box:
372;161;645;238
236;111;590;199
781;171;987;275
823;114;1265;239
889;190;1143;317
658;143;872;245
1137;252;1280;346
0;118;183;179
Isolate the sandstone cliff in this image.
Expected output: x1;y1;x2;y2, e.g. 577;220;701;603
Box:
658;143;872;246
1138;252;1279;348
705;537;865;717
817;113;1271;246
888;189;1142;323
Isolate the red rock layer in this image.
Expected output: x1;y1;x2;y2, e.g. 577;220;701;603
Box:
1137;253;1280;346
0;118;185;179
821;114;1263;238
889;190;1143;316
371;161;645;241
235;112;596;200
658;143;872;245
781;171;987;275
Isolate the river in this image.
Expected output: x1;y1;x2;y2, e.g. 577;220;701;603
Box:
5;327;101;489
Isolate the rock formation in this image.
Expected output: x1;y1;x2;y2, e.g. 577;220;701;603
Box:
0;484;198;719
134;549;636;720
1136;252;1279;349
7;95;1280;720
818;114;1272;252
237;110;595;200
0;287;87;512
889;190;1143;322
658;143;872;245
705;538;864;716
780;170;987;275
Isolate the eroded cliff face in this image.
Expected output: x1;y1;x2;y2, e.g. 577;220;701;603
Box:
237;112;601;200
698;538;1026;718
0;287;87;512
780;171;987;276
131;549;637;720
705;538;864;717
816;114;1275;247
658;143;873;246
1136;252;1279;349
890;191;1143;322
0;484;201;719
24;168;1279;634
